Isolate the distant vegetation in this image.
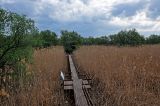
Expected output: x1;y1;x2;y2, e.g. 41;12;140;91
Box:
60;29;160;53
60;30;82;54
81;29;160;46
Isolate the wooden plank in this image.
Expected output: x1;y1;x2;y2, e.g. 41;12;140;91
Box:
69;55;78;79
83;85;91;89
64;80;73;85
82;80;89;85
64;85;73;90
73;79;88;106
69;55;89;106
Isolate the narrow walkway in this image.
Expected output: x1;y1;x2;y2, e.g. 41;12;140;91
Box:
68;55;88;106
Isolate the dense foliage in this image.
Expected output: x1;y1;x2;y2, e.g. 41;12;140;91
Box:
109;29;145;46
81;29;160;46
32;30;58;48
0;9;61;92
0;8;35;91
146;35;160;44
61;30;82;54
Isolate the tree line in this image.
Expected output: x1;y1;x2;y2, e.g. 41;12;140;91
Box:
82;29;160;46
60;29;160;53
0;8;160;94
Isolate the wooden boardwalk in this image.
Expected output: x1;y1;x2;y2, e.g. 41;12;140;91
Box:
68;55;89;106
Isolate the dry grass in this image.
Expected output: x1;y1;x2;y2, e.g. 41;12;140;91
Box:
74;45;160;106
2;46;67;106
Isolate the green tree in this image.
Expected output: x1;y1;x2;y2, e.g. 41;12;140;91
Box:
31;30;44;48
109;34;117;45
95;36;109;45
82;37;95;45
40;30;58;47
109;29;145;46
61;30;82;54
82;36;109;45
0;8;36;90
127;29;145;45
146;35;160;44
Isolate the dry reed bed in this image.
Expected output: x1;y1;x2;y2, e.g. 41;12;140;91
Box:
3;46;67;106
74;45;160;106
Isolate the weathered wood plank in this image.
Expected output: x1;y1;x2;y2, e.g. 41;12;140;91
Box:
69;55;88;106
82;80;89;85
64;80;73;85
64;86;73;90
64;80;90;86
83;85;91;89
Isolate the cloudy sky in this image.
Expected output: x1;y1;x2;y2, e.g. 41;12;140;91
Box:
0;0;160;36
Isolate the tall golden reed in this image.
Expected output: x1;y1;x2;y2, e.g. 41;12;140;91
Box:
74;45;160;106
2;46;67;106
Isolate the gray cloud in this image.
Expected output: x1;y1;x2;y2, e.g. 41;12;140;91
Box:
112;1;147;17
148;0;160;19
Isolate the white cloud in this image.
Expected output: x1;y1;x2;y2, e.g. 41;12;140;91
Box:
1;0;160;35
138;22;160;33
109;11;156;27
108;2;160;33
27;0;160;34
32;0;142;22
